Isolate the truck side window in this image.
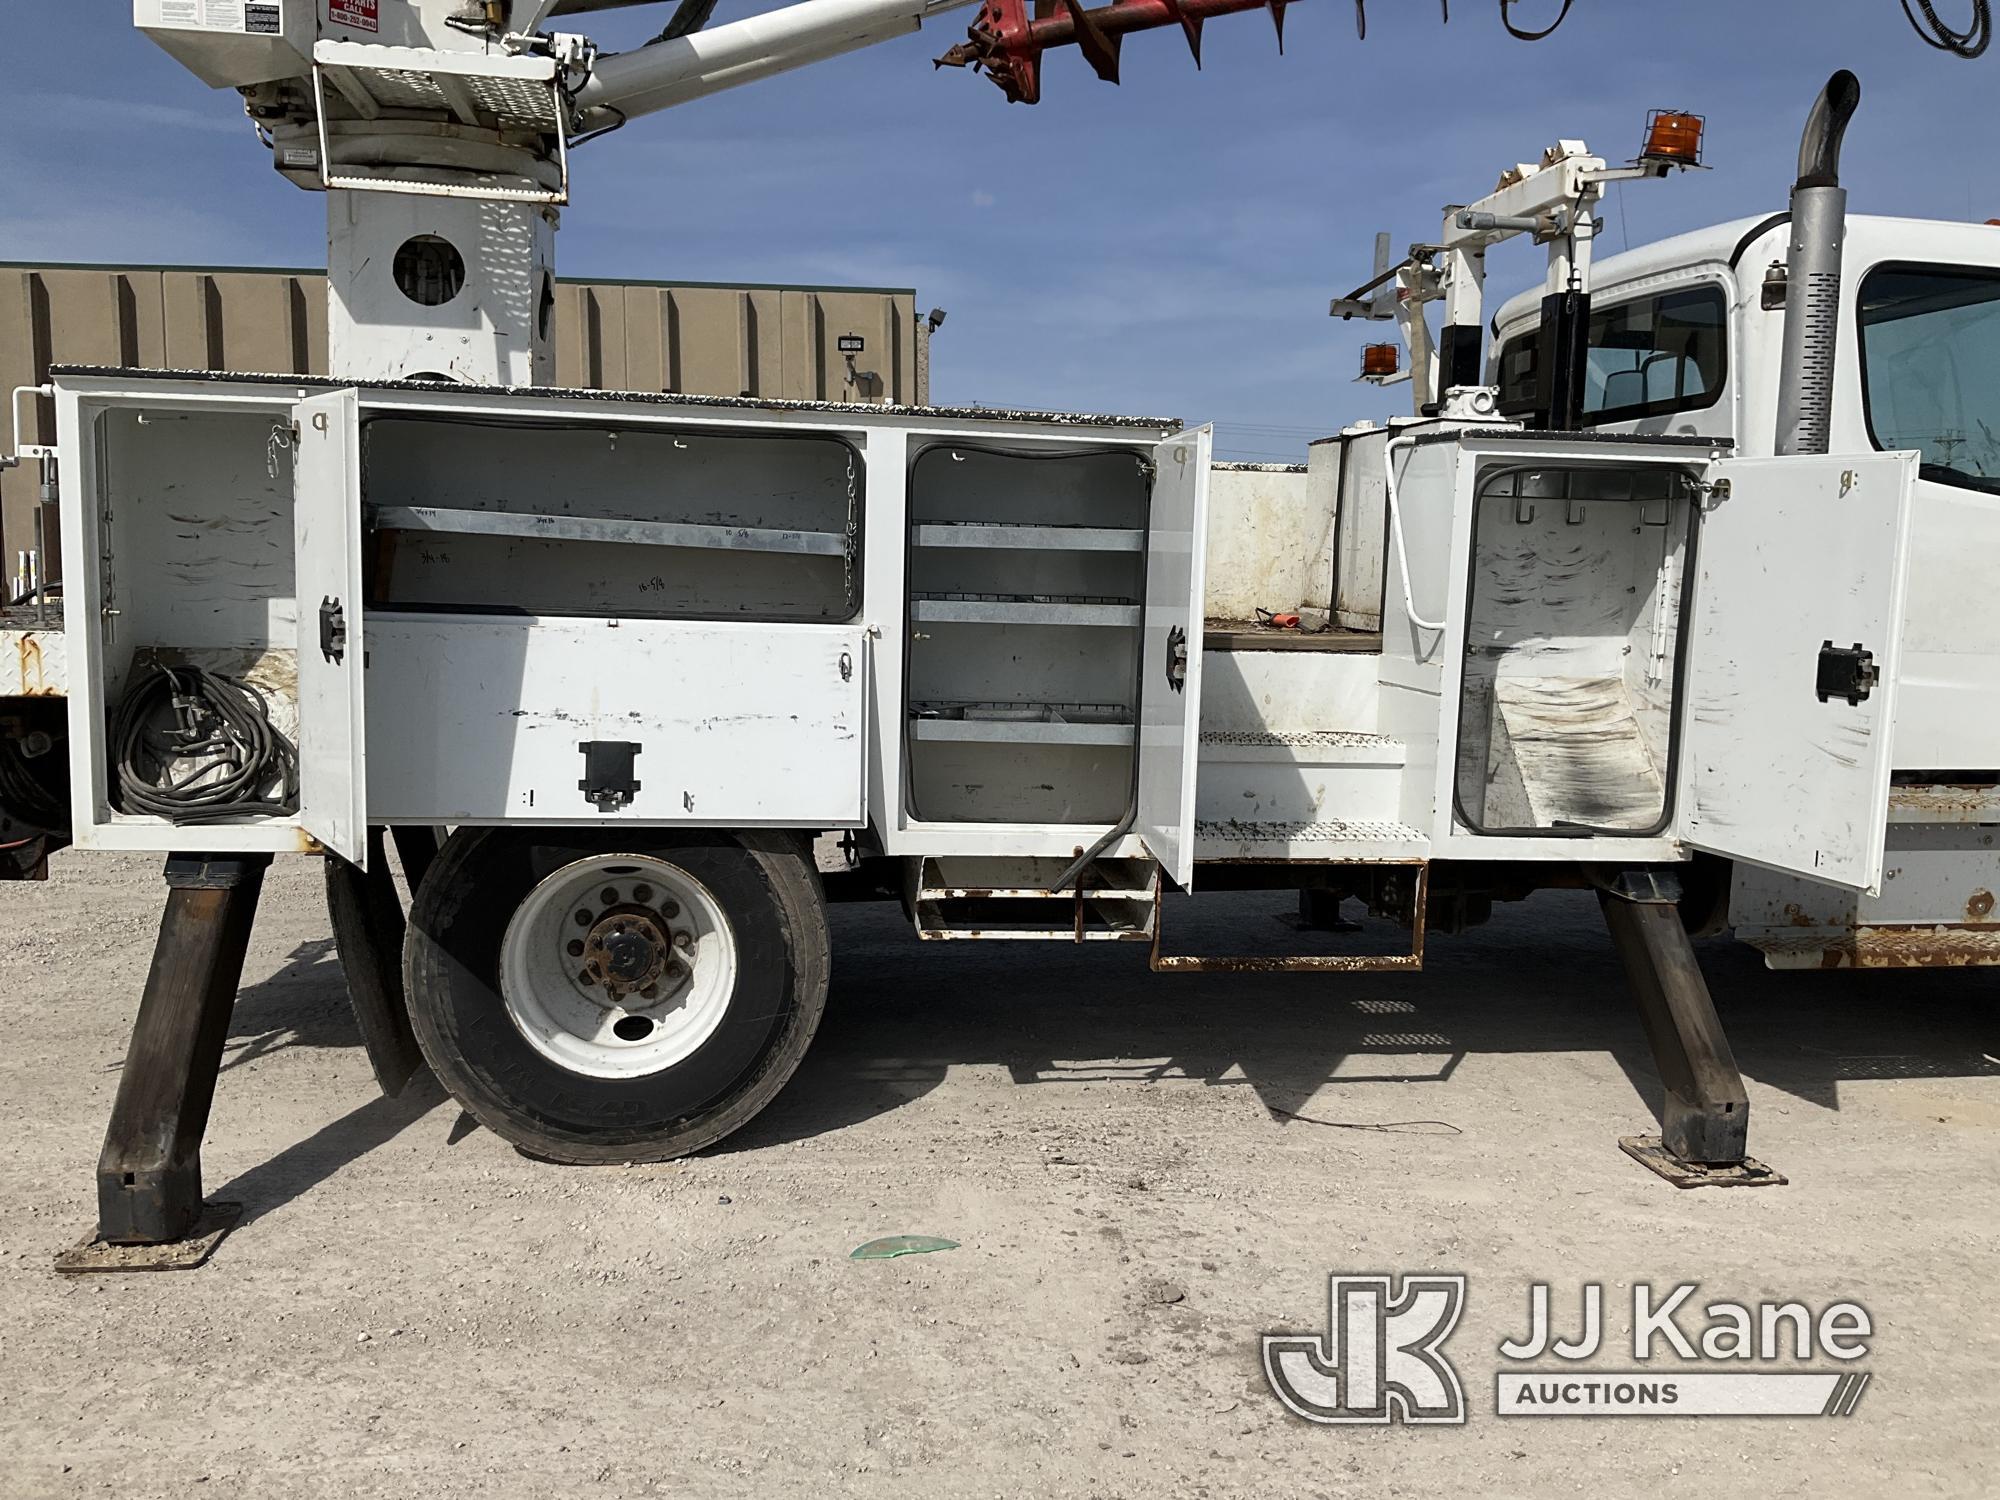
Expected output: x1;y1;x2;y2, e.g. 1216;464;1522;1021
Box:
1582;287;1726;422
1495;284;1727;426
1859;262;2000;495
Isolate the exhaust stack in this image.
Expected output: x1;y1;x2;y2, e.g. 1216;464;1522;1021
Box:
1774;70;1862;457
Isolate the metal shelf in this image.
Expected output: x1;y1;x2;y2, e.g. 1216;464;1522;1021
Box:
371;504;847;558
909;703;1135;747
913;522;1144;553
910;593;1140;627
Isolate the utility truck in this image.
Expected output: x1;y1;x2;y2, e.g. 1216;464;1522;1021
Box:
0;2;1993;1267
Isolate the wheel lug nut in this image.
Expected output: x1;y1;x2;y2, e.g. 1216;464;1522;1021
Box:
661;901;680;918
600;887;620;905
673;932;692;949
567;939;585;957
574;910;593;927
577;969;595;986
640;984;659;1000
633;884;653;903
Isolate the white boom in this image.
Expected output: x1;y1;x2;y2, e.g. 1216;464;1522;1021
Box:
576;0;975;126
133;0;978;384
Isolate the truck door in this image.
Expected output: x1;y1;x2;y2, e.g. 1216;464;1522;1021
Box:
1678;451;1917;894
1136;425;1212;890
291;388;370;867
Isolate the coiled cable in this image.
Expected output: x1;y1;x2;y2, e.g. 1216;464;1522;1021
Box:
112;664;299;824
1903;0;1990;56
1501;0;1574;40
0;734;65;832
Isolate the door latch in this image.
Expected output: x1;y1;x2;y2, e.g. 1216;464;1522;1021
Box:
1165;625;1188;694
1815;641;1877;705
318;596;346;664
578;740;642;811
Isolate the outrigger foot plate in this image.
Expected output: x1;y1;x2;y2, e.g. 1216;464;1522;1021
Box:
1619;1137;1787;1189
53;1202;244;1273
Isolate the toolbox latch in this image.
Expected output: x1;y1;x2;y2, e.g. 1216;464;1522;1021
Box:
578;741;642;811
318;596;346;664
1815;641;1877;706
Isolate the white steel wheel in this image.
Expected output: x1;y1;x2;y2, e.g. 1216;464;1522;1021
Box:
404;829;831;1164
498;854;738;1080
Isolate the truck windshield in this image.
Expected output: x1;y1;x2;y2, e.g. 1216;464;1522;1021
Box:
1859;263;2000;495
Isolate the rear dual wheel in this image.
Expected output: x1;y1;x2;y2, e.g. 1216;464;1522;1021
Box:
404;828;829;1163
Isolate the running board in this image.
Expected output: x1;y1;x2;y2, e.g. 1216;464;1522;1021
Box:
907;855;1157;941
1149;862;1429;972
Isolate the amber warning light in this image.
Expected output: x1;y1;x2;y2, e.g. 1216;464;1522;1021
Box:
1641;109;1705;166
1361;344;1400;379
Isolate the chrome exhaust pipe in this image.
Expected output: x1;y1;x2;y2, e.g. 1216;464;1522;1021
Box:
1774;70;1861;457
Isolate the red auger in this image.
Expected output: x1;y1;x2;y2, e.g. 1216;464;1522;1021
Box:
936;0;1294;104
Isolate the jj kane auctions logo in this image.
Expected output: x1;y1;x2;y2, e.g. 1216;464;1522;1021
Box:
1264;1276;1874;1423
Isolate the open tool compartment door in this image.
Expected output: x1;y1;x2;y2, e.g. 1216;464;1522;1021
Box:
1136;425;1212;889
1677;451;1917;894
290;388;369;866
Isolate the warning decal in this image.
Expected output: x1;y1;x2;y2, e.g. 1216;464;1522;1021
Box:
156;0;248;30
329;0;379;31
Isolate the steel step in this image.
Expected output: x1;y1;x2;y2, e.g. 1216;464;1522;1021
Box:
1196;731;1409;828
1736;924;2000;970
906;855;1157;941
1198;728;1405;763
1194;818;1429;862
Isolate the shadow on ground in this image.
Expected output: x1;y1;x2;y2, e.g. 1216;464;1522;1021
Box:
730;888;2000;1152
208;887;2000;1188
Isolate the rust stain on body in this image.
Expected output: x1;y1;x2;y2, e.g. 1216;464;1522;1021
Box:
1749;925;2000;969
1889;784;2000;823
11;633;62;696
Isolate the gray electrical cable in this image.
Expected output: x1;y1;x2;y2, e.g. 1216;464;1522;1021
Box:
112;664;299;824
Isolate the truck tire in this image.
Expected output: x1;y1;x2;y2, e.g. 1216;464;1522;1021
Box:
404;827;829;1164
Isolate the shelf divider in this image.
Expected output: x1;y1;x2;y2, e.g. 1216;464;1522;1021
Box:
372;504;847;558
910;596;1140;628
913;522;1143;553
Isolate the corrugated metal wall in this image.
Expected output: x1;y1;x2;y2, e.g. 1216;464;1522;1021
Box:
1;263;921;572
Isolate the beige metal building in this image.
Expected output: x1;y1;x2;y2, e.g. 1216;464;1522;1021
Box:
2;262;928;582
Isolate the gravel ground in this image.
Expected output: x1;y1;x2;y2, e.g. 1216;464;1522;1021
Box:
1;851;1996;1498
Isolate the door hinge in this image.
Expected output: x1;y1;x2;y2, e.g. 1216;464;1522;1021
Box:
318;596;346;664
1165;625;1188;693
1815;641;1877;705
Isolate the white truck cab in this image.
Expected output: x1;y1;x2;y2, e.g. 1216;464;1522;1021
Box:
1490;214;2000;964
1493;214;2000;770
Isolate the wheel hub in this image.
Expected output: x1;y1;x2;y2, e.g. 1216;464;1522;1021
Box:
579;906;675;998
499;855;737;1081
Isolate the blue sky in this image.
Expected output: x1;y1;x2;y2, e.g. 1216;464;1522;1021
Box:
3;2;1995;458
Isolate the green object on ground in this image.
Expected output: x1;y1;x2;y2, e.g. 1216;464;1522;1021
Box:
850;1235;959;1260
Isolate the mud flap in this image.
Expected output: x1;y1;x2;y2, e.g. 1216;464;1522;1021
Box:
325;826;426;1097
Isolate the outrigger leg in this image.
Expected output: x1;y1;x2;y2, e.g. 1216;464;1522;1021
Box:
1597;869;1785;1188
324;827;435;1098
55;853;270;1271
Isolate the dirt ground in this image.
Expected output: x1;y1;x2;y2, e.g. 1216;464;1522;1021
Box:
1;851;1996;1499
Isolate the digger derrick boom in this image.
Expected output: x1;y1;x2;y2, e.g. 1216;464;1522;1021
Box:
937;0;1292;104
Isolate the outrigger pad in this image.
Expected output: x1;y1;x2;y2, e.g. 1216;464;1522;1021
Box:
53;1202;243;1273
1619;1137;1787;1190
